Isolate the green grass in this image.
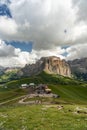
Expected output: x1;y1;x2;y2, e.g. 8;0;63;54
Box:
0;72;87;129
3;71;87;104
49;84;87;104
0;104;87;130
0;88;28;103
5;71;83;88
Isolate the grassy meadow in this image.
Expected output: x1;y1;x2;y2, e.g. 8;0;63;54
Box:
0;72;87;130
0;104;87;130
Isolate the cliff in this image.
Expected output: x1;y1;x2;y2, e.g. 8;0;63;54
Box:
19;56;71;77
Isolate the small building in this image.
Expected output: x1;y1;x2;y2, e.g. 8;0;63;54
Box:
45;88;52;94
36;84;51;94
29;83;35;88
37;84;48;90
52;94;60;98
21;84;28;89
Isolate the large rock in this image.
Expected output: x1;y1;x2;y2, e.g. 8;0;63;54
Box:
19;56;71;77
43;56;71;77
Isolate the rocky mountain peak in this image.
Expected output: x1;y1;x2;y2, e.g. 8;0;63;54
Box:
19;56;71;77
41;56;71;77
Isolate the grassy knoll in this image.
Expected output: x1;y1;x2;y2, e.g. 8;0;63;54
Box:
0;104;87;130
4;72;87;104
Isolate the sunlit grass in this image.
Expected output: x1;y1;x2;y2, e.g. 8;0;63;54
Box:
0;104;87;130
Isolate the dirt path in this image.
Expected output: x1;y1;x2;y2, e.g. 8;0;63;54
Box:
0;93;54;105
18;93;54;105
0;95;27;106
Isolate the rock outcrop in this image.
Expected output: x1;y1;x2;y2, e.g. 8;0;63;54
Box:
19;56;71;77
43;56;71;77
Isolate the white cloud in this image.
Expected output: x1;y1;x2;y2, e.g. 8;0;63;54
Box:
6;0;87;50
0;0;87;65
72;0;87;23
0;0;78;49
66;43;87;60
70;0;87;44
33;47;65;60
1;39;87;67
0;39;66;67
0;39;34;67
0;39;17;57
15;0;76;48
0;16;18;39
0;0;87;46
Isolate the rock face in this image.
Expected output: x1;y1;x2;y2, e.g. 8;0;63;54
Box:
68;58;87;73
43;56;71;77
20;56;71;77
68;58;87;80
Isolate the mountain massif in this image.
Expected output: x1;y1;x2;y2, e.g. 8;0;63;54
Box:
68;57;87;81
19;56;71;77
1;56;87;82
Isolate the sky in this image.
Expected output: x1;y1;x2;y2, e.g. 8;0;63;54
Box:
0;0;87;67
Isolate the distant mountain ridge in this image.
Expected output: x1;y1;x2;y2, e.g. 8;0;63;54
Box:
19;56;71;77
68;57;87;81
1;56;87;82
0;67;20;83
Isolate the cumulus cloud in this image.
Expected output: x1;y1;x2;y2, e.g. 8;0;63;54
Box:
0;0;79;50
0;39;66;67
0;0;87;48
33;47;65;60
66;43;87;60
1;0;85;50
0;39;35;67
70;0;87;44
0;16;18;39
1;39;87;67
0;39;18;57
11;0;77;50
72;0;87;22
0;0;87;67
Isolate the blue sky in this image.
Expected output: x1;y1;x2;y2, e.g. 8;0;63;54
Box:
6;41;33;52
0;3;12;18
